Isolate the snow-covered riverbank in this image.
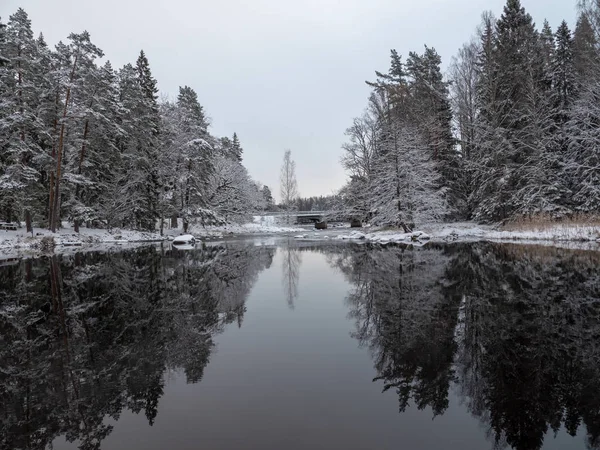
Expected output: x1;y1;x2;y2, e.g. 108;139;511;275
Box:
331;222;600;248
0;219;305;258
1;220;598;259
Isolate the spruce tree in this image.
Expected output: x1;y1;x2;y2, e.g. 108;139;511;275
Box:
0;16;7;66
231;132;243;161
573;13;598;82
134;50;161;230
472;0;543;220
552;21;576;124
0;9;47;224
539;20;555;92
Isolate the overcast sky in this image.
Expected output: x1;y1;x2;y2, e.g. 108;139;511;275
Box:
2;0;577;200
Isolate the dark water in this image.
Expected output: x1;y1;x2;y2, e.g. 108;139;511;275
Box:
1;240;600;450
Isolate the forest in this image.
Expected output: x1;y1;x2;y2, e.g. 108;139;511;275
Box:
337;0;600;229
1;0;599;234
0;9;267;233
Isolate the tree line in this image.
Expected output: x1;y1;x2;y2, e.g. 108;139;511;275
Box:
0;9;265;233
338;0;599;230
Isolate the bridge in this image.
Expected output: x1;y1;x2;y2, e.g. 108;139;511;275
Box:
295;211;326;224
262;211;327;224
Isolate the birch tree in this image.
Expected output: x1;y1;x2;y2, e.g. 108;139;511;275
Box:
279;149;298;224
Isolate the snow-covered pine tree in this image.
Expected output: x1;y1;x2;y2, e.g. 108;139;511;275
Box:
539;20;556;92
68;60;126;230
471;0;544;221
116;52;162;231
553;22;577;124
48;31;104;232
0;9;50;225
515;20;576;217
261;185;274;211
406;46;458;215
231;133;243;161
0;16;8;67
134;50;161;231
573;7;599;84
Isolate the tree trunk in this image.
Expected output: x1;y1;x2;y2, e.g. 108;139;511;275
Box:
25;209;32;234
77;93;96;175
50;52;79;232
74;220;79;233
48;89;61;227
171;215;177;228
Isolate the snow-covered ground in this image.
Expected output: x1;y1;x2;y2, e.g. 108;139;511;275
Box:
186;216;303;239
0;225;167;257
330;222;600;248
0;218;305;258
1;219;598;259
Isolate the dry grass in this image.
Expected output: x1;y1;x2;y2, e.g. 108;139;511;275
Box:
499;214;600;242
502;213;600;231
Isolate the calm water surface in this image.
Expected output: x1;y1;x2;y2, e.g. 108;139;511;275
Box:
1;239;600;450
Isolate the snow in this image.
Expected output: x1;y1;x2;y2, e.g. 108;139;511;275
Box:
333;222;600;247
1;219;597;259
188;217;303;239
0;217;305;258
0;224;166;253
172;234;195;244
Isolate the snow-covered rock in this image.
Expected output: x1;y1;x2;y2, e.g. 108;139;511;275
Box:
172;234;196;244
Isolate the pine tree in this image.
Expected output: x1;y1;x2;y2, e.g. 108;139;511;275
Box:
0;9;48;224
177;85;207;134
552;21;576;125
231;132;243;161
0;16;7;66
472;0;544;220
406;46;457;214
261;185;274;210
48;31;104;232
131;50;161;230
539;20;555;92
573;13;598;82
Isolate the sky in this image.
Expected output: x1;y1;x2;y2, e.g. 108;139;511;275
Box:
2;0;577;201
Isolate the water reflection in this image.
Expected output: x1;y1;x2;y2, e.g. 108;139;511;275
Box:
332;243;600;450
0;243;275;450
1;241;600;450
281;241;302;309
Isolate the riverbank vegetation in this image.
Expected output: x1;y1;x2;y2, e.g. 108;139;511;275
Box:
337;0;600;231
0;9;266;233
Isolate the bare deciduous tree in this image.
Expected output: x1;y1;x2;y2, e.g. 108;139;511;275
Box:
279;149;298;224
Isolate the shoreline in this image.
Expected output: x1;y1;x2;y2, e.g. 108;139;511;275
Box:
1;221;599;260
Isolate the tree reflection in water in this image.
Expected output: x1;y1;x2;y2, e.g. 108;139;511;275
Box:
1;241;600;450
281;240;302;309
0;243;275;450
331;242;600;450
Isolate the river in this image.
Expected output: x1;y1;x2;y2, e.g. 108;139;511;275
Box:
1;239;599;450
